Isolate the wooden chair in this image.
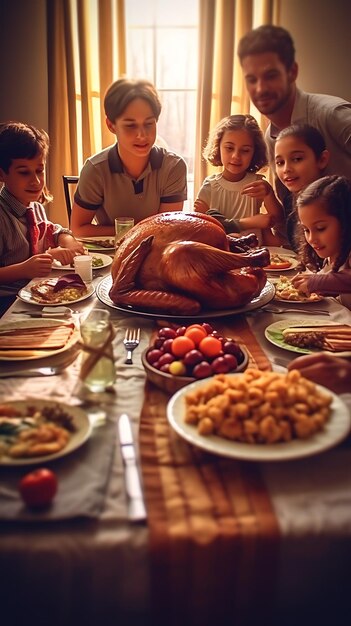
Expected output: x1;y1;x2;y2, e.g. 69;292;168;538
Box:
62;175;79;224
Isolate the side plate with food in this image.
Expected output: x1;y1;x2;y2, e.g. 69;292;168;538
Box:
265;318;351;354
52;253;112;271
18;274;95;306
264;254;299;272
0;400;92;465
272;275;324;303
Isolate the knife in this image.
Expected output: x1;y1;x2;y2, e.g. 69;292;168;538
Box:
118;413;147;522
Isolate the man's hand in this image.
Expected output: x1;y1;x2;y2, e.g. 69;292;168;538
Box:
288;352;351;395
23;254;53;278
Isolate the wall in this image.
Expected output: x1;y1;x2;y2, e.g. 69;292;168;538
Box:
0;0;48;129
0;0;349;154
279;0;351;101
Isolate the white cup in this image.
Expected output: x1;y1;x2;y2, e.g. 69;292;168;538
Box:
73;255;93;282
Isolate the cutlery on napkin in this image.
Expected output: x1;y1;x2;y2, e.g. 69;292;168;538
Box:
118;413;147;522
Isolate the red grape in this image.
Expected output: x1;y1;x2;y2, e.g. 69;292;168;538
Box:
175;326;187;336
162;338;174;353
202;323;213;334
193;361;212;379
147;349;163;365
158;353;175;368
158;327;177;339
211;356;230;374
223;354;238;370
183;349;203;367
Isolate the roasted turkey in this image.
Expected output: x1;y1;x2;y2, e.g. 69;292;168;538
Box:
109;212;270;315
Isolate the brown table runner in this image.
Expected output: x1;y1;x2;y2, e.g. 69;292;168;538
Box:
140;316;280;626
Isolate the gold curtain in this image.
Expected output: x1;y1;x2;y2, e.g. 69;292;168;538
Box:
194;0;279;196
46;0;126;226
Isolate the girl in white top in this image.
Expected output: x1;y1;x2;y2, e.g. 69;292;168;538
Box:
194;114;283;245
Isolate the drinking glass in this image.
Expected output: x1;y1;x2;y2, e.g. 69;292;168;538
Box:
73;255;92;282
115;217;134;247
79;309;116;392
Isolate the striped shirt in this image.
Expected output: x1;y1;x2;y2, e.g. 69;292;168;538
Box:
0;187;66;296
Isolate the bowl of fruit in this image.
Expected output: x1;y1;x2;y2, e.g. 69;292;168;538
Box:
142;322;249;394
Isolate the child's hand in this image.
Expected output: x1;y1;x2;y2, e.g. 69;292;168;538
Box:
47;247;78;266
194;199;209;213
23;254;53;278
241;179;274;201
291;273;311;295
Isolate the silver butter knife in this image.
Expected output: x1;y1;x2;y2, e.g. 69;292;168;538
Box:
0;367;62;378
118;413;147;522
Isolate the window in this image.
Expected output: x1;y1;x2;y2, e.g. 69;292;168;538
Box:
125;0;199;206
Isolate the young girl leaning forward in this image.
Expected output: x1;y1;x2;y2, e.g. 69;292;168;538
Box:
194;114;283;245
292;175;351;310
274;123;330;251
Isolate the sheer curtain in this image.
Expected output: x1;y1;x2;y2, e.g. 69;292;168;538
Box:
46;0;279;224
46;0;126;225
194;0;280;196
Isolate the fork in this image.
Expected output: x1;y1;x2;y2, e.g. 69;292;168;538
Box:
123;328;141;364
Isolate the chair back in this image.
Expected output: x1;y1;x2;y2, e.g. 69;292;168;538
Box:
62;175;79;224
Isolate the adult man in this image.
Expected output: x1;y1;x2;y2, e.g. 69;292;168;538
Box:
237;25;351;200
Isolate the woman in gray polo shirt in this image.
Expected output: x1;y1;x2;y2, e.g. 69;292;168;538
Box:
71;78;187;238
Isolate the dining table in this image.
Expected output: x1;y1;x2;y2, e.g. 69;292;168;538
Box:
0;258;351;626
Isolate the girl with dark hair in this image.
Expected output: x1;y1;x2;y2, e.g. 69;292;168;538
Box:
194;114;283;245
292;175;351;310
274;123;330;250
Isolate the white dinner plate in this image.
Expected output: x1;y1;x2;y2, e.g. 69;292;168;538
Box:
96;275;275;320
167;374;351;462
264;256;299;272
18;280;95;307
0;318;80;361
52;253;112;271
78;237;115;252
264;318;348;355
0;400;93;466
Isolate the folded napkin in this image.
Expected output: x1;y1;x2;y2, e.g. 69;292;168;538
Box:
139;316;279;626
0;353;119;521
0;411;117;522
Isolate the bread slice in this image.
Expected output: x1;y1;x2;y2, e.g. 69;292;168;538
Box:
282;325;351;350
0;323;75;350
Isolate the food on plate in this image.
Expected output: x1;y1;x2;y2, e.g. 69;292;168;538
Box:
264;253;293;270
184;368;332;443
282;324;351;351
91;256;104;267
82;238;114;248
0;403;76;460
274;275;322;302
0;323;75;350
109;212;270;315
145;322;246;379
30;273;87;303
19;468;58;508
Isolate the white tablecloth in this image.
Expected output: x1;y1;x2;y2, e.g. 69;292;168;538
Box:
1;273;351;626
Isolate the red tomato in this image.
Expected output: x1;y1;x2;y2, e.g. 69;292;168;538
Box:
19;468;58;508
